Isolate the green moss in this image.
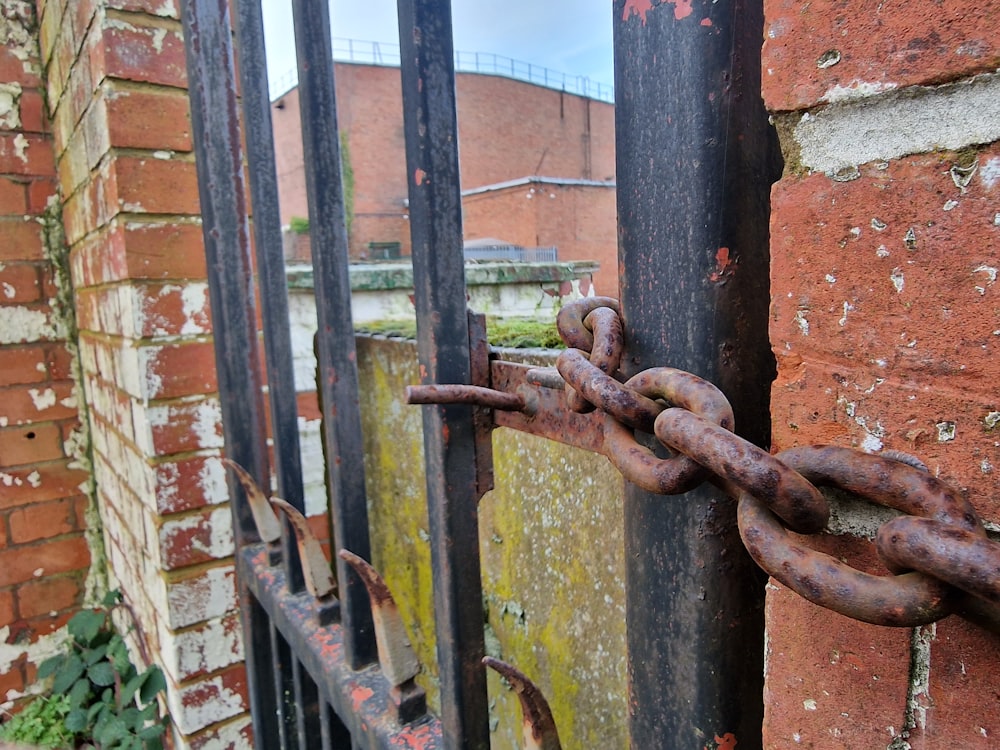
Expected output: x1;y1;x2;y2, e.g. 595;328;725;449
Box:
355;317;563;349
771;111;804;177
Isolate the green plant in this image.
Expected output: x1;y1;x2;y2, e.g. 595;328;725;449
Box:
289;215;310;234
36;591;167;749
0;693;74;748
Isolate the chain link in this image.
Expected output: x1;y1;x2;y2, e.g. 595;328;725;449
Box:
556;298;1000;632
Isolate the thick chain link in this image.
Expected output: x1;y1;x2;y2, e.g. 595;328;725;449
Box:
555;298;1000;632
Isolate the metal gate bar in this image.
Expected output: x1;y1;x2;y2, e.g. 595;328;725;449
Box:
613;1;781;746
183;0;783;745
180;1;287;748
397;1;490;747
290;0;377;670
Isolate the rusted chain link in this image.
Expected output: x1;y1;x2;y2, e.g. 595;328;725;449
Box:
553;298;1000;632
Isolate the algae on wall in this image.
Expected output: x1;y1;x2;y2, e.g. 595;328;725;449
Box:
357;336;627;749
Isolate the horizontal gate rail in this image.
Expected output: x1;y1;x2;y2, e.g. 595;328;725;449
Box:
239;547;444;746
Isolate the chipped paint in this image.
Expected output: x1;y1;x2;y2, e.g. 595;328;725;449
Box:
0;624;70;707
794;309;809;335
936;421;957;442
820;79;897;104
890;267;905;293
980;156;1000;189
0;304;59;343
0;81;21;129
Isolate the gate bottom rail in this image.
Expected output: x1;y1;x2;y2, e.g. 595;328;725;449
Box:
238;547;444;748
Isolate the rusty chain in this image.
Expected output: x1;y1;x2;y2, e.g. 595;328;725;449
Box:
554;297;1000;631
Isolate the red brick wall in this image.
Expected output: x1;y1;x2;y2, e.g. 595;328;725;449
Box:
271;64;616;265
463;180;618;295
0;0;90;708
26;0;250;746
764;1;1000;746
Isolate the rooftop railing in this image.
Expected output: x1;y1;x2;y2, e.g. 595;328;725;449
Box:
270;37;615;103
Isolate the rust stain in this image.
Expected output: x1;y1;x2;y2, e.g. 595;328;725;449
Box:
709;246;736;282
704;733;737;750
414;167;427;186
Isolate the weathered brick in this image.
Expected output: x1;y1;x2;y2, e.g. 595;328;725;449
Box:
181;715;253;750
157;505;233;569
0;262;41;303
122;221;207;280
0;217;44;261
0;176;28;213
158;612;243;683
106;84;191;151
0;381;77;427
763;0;1000;111
140;340;218;400
762;536;913;748
0;587;15;625
0;422;65;467
0;48;41;89
0;534;90;586
165;564;236;630
8;496;82;543
26;175;56;212
0;344;47;386
15;574;82;619
0;132;54;176
0;663;27;702
106;0;180;18
903;619;1000;747
167;664;248;735
139;397;223;455
0;459;88;510
153;455;227;515
114;155;201;215
102;19;187;88
17;89;47;134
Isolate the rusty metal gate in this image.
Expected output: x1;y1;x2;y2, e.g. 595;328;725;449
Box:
180;0;1000;747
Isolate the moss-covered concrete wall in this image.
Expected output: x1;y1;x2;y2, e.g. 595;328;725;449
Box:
357;336;627;748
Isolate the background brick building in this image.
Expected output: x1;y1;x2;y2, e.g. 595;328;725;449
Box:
271;62;619;295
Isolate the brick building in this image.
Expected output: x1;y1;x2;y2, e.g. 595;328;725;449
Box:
271;63;619;295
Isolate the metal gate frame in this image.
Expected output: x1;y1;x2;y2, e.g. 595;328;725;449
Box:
181;0;780;746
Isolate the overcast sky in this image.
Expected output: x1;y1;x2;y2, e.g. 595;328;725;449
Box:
260;1;615;98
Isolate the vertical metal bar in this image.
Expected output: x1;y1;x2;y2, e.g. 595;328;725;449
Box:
319;697;351;748
179;2;281;746
293;659;322;746
290;0;377;669
396;1;489;748
233;0;307;595
271;624;297;748
613;1;781;747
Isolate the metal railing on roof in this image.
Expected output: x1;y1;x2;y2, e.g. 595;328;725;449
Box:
270;37;614;103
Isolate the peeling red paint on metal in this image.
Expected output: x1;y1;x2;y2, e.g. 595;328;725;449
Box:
388;721;437;748
351;684;375;712
622;0;653;24
700;17;713;26
704;733;737;750
414;167;427;186
673;0;693;20
709;246;735;282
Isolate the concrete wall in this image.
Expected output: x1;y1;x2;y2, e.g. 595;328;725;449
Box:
356;337;627;749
